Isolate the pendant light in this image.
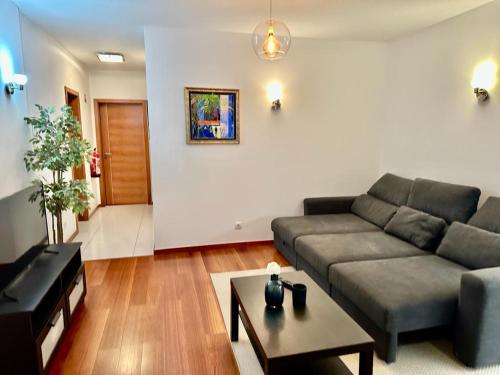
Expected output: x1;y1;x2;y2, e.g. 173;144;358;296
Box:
251;0;291;61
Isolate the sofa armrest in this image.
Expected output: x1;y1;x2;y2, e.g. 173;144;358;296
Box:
455;267;500;367
303;196;356;215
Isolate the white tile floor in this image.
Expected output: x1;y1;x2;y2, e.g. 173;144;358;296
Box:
73;204;154;261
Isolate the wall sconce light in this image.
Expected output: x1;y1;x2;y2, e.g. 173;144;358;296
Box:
5;73;28;95
267;81;282;111
470;61;497;102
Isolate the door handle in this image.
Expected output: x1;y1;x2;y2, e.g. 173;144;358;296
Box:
49;311;62;327
103;152;112;157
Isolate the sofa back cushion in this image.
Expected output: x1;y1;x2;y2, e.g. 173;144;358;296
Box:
385;206;447;250
351;194;398;228
437;222;500;269
408;178;481;223
468;197;500;234
367;173;413;207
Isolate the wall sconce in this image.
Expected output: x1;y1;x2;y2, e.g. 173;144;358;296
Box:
5;73;28;95
470;61;497;102
267;81;282;111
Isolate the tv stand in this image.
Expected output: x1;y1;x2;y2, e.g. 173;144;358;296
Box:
0;242;86;374
2;290;19;302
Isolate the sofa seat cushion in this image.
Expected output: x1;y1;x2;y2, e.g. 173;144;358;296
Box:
351;195;398;228
407;178;481;223
437;222;500;270
296;232;427;279
329;256;468;333
271;214;380;247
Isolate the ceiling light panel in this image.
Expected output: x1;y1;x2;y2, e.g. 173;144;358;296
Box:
96;52;124;63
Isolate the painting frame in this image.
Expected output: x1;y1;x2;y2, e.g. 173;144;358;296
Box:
185;87;240;144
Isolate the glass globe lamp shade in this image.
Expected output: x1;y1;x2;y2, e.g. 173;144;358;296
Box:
252;19;291;61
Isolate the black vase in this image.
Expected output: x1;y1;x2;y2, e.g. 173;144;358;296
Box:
265;274;284;308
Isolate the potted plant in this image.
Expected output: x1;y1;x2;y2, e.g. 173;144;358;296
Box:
24;105;93;243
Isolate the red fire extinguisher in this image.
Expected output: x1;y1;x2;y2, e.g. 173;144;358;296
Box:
90;148;101;177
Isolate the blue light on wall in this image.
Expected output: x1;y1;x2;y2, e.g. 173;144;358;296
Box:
0;45;28;95
0;45;14;84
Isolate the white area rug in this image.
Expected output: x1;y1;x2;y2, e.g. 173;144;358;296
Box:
210;268;500;375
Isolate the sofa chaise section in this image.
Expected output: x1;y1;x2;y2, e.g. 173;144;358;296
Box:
330;255;468;362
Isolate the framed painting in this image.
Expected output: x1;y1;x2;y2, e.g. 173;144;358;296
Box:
185;87;240;144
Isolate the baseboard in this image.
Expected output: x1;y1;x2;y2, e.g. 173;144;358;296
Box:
154;240;274;254
88;205;99;219
67;228;79;243
68;206;98;243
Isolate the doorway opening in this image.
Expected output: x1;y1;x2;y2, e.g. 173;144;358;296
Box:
73;99;154;261
65;86;89;221
94;99;152;206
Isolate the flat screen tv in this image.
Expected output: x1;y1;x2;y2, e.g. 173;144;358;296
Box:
0;184;49;293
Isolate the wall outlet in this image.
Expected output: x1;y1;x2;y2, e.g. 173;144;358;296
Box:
234;221;242;230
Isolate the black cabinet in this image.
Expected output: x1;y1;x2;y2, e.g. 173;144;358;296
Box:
0;243;86;374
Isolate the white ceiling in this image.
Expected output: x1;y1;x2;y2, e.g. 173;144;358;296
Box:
13;0;493;70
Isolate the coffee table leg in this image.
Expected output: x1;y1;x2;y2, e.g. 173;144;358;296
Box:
230;287;239;342
359;348;373;375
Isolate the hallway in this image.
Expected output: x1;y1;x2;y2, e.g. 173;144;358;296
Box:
74;204;154;260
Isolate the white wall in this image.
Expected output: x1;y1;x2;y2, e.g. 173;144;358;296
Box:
0;4;100;242
145;27;387;249
21;15;98;241
381;1;500;201
0;0;29;198
89;70;147;100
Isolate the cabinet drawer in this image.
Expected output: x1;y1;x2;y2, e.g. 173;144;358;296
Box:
69;273;85;315
41;308;65;368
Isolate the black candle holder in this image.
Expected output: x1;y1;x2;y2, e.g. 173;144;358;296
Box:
281;278;307;308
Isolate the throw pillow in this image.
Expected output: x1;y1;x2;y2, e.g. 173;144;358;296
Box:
385;206;446;250
436;222;500;269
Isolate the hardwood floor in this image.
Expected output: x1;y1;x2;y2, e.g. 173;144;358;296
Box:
49;243;288;375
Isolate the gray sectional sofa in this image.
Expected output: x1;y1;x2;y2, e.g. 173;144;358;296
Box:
272;174;500;367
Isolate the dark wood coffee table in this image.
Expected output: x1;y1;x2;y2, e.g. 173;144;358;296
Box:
230;271;374;374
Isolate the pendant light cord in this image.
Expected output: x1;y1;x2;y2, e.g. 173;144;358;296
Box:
270;0;273;20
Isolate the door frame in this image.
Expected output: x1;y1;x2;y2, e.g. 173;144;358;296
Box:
65;86;89;222
65;86;81;121
93;99;152;206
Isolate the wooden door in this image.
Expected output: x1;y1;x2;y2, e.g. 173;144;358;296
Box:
65;87;89;221
96;101;151;205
